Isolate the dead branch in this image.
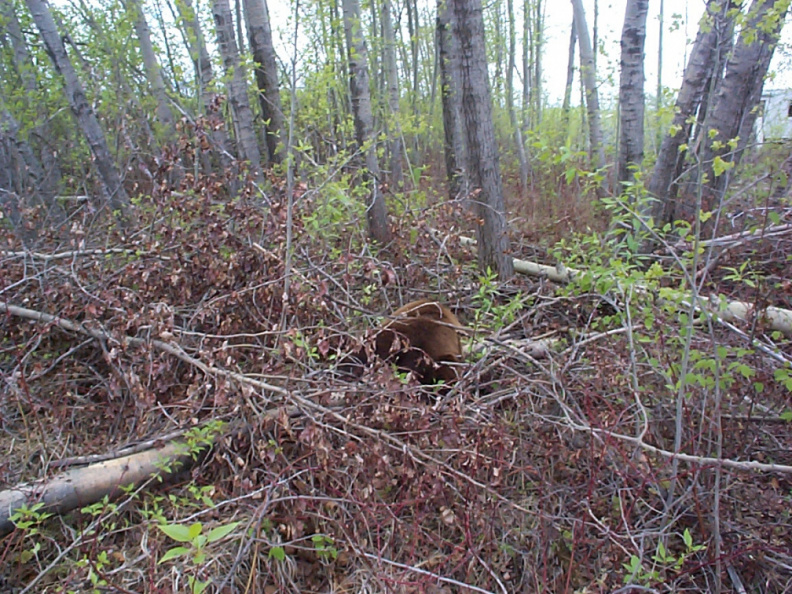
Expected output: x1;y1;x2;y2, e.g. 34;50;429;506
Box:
0;300;288;398
0;441;194;536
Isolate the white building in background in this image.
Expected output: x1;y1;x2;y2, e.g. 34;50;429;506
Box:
757;89;792;142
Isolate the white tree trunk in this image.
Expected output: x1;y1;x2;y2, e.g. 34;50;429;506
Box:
382;0;403;189
617;0;648;186
571;0;606;185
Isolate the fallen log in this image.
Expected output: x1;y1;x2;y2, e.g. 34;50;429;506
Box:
457;235;792;337
0;442;194;536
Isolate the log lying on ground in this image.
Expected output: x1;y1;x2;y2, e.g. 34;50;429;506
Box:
0;442;194;536
457;235;792;337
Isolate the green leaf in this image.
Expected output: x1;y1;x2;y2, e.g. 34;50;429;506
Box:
158;546;190;564
712;156;734;177
159;524;193;543
206;522;240;543
188;522;203;540
189;577;208;594
269;546;286;561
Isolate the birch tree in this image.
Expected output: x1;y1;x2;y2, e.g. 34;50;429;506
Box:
561;13;576;134
381;0;403;189
617;0;648;187
506;0;529;198
647;0;736;225
0;0;64;223
697;0;790;211
172;0;230;170
126;0;174;131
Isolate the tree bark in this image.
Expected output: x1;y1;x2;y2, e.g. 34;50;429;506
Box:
450;0;513;278
646;0;736;225
172;0;231;171
342;0;392;244
571;0;606;184
406;0;420;113
521;0;531;129
382;0;403;189
697;0;790;211
506;0;529;198
562;13;577;135
0;441;195;537
0;0;64;225
24;0;132;221
437;0;467;201
617;0;649;187
212;0;264;180
532;0;543;125
243;0;285;164
0;103;68;234
126;0;175;131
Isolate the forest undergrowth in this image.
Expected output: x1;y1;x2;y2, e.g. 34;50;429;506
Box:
1;169;791;593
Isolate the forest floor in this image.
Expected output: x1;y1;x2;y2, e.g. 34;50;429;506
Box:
1;179;791;593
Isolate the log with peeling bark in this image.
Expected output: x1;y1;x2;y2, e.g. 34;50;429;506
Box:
457;235;792;337
0;442;195;536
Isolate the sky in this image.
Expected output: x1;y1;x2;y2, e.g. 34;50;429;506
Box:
268;0;792;107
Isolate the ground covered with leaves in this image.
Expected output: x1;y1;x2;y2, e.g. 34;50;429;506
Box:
1;174;792;593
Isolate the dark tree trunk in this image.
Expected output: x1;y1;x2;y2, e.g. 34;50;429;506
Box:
243;0;285;164
212;0;264;180
450;0;513;278
697;0;790;212
437;0;467;200
646;0;735;225
25;0;132;222
617;0;649;187
342;0;392;244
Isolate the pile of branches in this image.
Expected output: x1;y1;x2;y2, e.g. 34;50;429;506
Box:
1;185;792;593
